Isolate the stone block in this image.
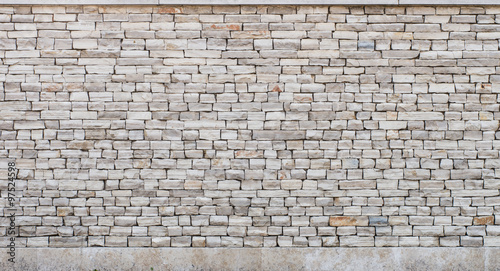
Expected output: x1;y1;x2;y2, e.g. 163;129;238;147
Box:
329;216;369;227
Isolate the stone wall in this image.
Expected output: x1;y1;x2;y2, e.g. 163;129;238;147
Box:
1;5;500;248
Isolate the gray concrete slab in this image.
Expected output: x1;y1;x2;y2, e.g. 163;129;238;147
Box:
0;248;498;270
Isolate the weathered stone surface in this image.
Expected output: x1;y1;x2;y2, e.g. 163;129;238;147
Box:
253;131;306;140
474;216;495;226
0;4;499;249
329;216;369;227
369;217;388;226
398;112;444;121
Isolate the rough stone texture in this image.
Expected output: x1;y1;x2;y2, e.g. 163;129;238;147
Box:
2;1;500;5
0;5;500;248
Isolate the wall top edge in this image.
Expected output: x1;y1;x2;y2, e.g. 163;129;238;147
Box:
1;0;500;6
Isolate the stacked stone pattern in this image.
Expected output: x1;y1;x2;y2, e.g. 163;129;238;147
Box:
0;5;500;247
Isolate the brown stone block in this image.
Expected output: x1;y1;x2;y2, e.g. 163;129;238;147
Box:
206;24;241;30
474;216;494;225
155;7;183;14
235;150;264;158
57;207;73;217
329;216;369;226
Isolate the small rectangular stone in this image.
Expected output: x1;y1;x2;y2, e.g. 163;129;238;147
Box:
329;216;369;226
398;112;443;120
253;131;306;140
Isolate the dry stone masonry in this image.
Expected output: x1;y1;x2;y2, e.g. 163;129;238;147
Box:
1;5;500;248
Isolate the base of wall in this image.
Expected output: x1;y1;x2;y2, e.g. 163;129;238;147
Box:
1;248;498;270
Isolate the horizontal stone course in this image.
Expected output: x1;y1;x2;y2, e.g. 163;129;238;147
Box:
1;0;500;5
